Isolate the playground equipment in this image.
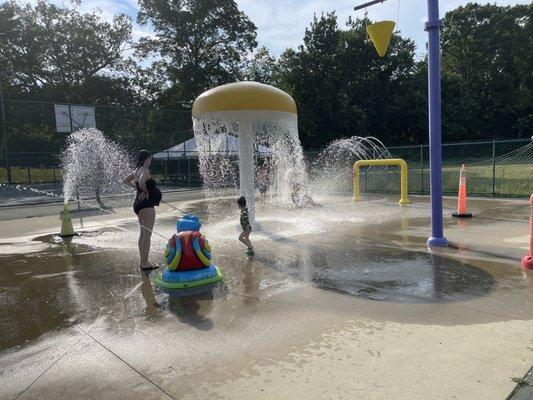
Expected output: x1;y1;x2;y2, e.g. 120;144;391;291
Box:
352;158;410;206
358;0;400;58
452;164;472;218
354;0;447;246
59;204;77;237
366;21;395;57
192;82;300;228
521;194;533;270
154;214;222;289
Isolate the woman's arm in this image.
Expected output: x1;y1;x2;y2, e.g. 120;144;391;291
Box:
137;168;150;199
123;172;136;189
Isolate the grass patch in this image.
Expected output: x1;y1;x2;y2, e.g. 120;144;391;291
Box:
363;162;533;197
0;167;61;184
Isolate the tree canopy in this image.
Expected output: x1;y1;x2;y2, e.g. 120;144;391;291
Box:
135;0;257;107
274;13;425;149
0;0;133;103
441;3;532;139
273;4;532;148
0;1;531;154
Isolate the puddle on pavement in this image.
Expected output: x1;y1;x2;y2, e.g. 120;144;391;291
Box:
266;245;495;302
0;197;530;351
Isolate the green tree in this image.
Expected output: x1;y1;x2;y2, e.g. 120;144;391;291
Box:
0;0;133;102
243;46;278;85
136;0;257;107
0;0;140;156
277;13;422;149
277;13;342;149
441;3;533;139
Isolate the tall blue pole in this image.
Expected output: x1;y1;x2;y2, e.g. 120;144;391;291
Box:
425;0;448;247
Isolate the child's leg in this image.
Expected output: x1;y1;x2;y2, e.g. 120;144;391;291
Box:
243;229;253;249
239;229;253;249
239;230;248;247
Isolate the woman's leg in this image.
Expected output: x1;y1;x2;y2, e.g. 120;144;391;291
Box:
137;213;145;266
139;207;155;267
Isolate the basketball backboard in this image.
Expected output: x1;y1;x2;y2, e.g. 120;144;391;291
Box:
55;104;96;133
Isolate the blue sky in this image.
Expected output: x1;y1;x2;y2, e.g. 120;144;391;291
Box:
13;0;530;57
236;0;530;56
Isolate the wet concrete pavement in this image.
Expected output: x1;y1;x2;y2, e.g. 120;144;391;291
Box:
0;194;532;399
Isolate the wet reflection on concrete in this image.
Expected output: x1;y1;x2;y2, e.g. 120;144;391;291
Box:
0;227;222;349
0;196;531;352
262;242;494;302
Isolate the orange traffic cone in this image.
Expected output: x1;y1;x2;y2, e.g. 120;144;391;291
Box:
452;164;472;218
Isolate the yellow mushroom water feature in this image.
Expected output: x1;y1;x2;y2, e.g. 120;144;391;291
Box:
192;82;305;228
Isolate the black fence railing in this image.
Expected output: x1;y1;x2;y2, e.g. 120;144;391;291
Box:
358;139;533;198
0;98;531;205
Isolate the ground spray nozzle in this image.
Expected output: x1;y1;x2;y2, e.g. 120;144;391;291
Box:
60;203;77;237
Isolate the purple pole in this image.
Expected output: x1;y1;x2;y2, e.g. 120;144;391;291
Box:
426;0;448;247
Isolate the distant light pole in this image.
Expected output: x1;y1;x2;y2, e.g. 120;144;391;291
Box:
354;0;447;247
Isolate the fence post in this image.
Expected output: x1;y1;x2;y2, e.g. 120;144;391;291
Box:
364;166;368;193
492;140;496;197
68;103;73;133
177;153;181;179
185;142;189;188
27;158;31;183
420;145;424;194
372;148;376;191
0;72;11;184
187;157;191;188
166;147;169;182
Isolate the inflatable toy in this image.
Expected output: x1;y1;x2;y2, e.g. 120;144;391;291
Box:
154;214;223;289
154;265;222;289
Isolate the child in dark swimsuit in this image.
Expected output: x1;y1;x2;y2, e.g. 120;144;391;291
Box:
237;196;254;256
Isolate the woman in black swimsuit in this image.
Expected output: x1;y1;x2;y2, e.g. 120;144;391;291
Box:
123;150;162;270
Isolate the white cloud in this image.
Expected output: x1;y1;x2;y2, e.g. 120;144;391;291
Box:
10;0;530;58
237;0;530;57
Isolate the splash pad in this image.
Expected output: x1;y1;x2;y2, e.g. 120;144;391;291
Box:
311;136;390;194
57;128;133;237
192;82;307;228
61;128;132;206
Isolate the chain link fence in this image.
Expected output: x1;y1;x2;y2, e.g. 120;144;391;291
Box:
358;139;533;198
1;99;532;206
0;99;193;183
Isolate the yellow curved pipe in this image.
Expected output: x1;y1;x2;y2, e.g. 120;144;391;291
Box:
353;158;410;206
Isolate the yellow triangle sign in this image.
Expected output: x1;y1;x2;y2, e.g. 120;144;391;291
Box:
366;21;395;57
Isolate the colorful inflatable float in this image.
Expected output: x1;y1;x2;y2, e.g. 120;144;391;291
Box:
154;214;223;289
